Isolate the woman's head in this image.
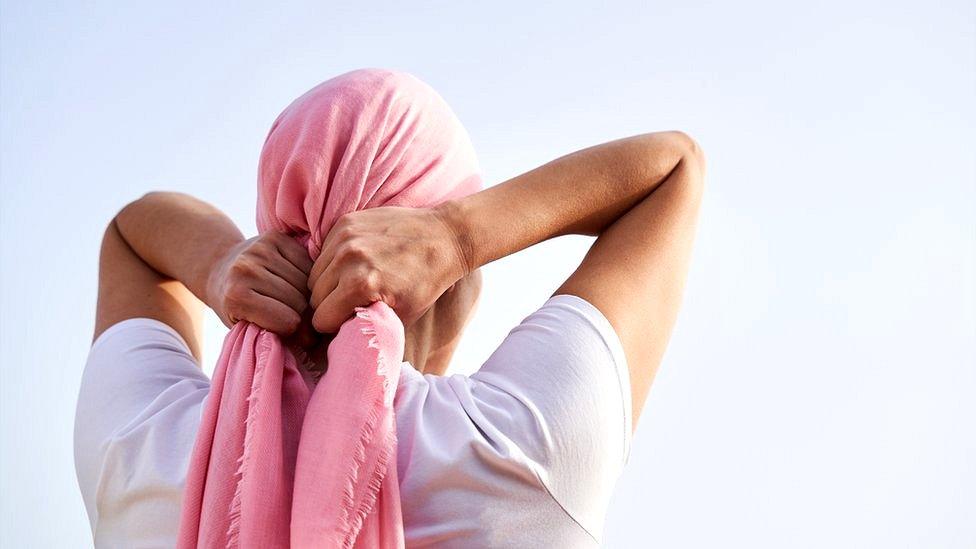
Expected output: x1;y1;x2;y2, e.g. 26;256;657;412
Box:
256;68;483;251
255;68;483;373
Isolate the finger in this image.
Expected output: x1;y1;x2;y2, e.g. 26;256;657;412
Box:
282;307;319;349
309;259;340;309
240;289;302;335
253;267;309;315
308;223;346;289
308;245;335;292
272;232;314;274
266;251;311;298
312;279;368;334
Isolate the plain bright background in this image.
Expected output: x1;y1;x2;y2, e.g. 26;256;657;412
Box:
2;1;974;547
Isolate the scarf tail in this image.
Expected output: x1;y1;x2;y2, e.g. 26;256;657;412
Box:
291;303;405;549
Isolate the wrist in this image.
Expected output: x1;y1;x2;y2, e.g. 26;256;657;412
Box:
432;199;475;279
201;237;243;316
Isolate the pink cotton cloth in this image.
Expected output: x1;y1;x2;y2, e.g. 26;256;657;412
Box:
177;68;482;548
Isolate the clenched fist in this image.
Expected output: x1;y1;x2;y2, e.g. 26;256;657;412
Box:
206;231;314;335
307;205;468;334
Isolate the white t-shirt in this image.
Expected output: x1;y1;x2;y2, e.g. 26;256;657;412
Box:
74;294;632;548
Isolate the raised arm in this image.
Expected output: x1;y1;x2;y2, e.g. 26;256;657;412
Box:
307;131;704;430
445;132;705;429
94;191;314;362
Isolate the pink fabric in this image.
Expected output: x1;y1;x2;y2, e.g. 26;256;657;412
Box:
177;68;482;548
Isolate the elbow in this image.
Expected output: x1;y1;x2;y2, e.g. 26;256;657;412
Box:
117;191;154;218
126;190;187;208
125;190;176;210
665;131;707;205
112;191;161;242
114;194;146;233
116;190;180;224
636;130;707;188
646;130;706;207
663;130;706;177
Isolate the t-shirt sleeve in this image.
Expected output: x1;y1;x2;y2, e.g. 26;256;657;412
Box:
470;293;633;542
73;318;210;545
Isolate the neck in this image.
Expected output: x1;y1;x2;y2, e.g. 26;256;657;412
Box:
404;306;442;375
298;275;477;378
295;307;449;378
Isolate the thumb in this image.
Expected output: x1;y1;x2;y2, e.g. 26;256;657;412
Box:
311;282;364;334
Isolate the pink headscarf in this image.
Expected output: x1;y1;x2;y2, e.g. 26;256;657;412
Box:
177;68;482;548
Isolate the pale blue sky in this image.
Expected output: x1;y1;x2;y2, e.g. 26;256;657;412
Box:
2;1;974;547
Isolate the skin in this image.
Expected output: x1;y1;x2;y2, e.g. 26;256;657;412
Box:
94;131;704;433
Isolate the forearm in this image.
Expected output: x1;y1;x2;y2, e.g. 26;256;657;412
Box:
437;131;700;273
115;191;245;309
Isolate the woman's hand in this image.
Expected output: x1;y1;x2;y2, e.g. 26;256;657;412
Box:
206;231;314;335
307;205;468;334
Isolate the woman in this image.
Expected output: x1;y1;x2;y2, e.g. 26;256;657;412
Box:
74;68;704;547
